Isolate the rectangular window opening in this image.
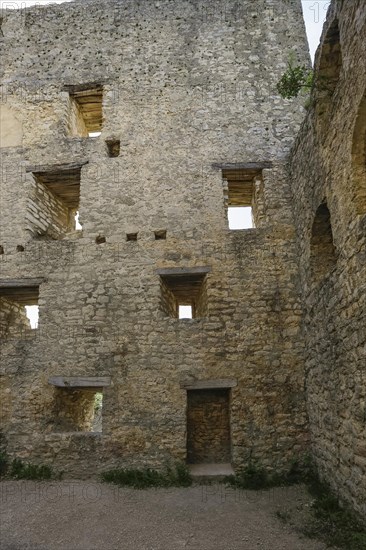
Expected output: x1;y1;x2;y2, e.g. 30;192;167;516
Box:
67;85;103;138
0;281;40;338
27;165;82;240
159;268;210;319
53;387;103;433
223;168;265;230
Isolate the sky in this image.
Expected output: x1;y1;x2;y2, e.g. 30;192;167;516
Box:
2;0;330;326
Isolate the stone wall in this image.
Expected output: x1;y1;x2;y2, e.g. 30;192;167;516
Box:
289;0;366;520
0;0;310;479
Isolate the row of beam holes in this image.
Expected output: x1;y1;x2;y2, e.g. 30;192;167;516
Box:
95;231;167;244
0;245;25;253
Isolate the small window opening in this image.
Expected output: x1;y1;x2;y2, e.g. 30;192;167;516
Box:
0;246;4;255
53;388;103;433
154;230;167;240
16;245;25;252
25;305;39;329
106;139;120;157
159;268;209;319
29;166;82;240
0;282;40;338
223;168;264;229
310;203;337;283
179;305;193;319
126;233;138;241
95;235;106;244
67;85;103;138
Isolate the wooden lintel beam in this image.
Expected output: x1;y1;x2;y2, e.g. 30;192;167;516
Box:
0;278;44;288
212;162;273;170
180;379;238;390
26;162;88;173
157;266;211;276
49;376;111;388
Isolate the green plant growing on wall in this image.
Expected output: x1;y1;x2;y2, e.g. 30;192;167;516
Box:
277;56;314;99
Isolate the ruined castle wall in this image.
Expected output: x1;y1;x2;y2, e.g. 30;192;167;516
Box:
290;0;366;519
1;0;310;477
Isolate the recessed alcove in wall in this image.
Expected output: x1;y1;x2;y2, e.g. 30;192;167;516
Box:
154;230;167;240
158;266;210;319
187;388;231;464
310;203;337;283
351;91;366;214
49;376;110;434
26;162;86;240
106;139;120;157
65;84;103;138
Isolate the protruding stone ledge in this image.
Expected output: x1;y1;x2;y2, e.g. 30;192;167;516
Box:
48;376;111;388
157;266;211;276
212;162;273;170
180;379;237;390
25;161;89;173
0;278;44;287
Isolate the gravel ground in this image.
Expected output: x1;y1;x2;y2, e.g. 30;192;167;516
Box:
0;481;329;550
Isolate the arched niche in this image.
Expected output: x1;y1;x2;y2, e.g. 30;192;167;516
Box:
310;203;337;283
315;18;343;133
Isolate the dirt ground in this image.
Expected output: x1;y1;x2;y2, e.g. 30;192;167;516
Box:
0;481;330;550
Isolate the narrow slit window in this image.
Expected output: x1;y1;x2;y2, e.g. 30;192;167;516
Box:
25;305;39;329
75;211;82;230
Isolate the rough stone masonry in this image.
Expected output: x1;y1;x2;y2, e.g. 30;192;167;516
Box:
0;0;364;521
